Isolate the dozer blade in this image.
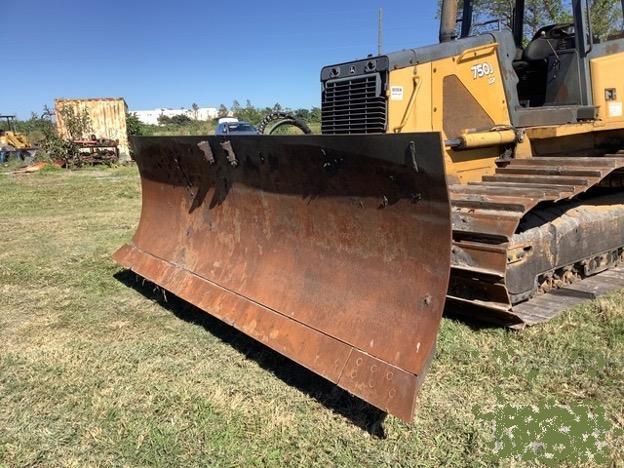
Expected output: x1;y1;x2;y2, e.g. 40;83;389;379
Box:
114;134;451;422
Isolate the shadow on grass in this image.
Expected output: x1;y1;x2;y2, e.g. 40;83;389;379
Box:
443;303;517;332
114;270;388;437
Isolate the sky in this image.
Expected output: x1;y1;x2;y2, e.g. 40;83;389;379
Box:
2;0;440;118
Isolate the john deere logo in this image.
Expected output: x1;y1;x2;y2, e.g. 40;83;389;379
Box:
349;66;356;74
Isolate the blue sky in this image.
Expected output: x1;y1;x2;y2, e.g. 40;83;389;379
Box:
2;0;439;118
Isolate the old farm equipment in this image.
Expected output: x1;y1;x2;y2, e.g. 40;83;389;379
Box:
116;0;624;421
0;115;36;162
72;136;120;166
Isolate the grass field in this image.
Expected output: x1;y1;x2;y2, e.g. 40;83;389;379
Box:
0;165;622;466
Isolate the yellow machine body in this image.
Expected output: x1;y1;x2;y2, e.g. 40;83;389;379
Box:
317;21;624;324
387;43;510;183
0;131;31;150
384;42;624;184
0;115;32;152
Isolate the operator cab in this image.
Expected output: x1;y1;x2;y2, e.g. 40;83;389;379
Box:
513;23;578;107
459;0;624;126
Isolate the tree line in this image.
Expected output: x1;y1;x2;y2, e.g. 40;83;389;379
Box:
217;100;321;126
454;0;623;40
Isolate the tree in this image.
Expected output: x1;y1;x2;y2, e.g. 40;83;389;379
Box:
590;0;624;38
126;112;144;136
157;114;193;126
232;100;241;113
452;0;622;40
191;102;200;120
59;106;92;140
234;104;263;124
309;107;322;123
218;104;228;118
13;107;56;146
294;108;310;121
272;102;283;112
170;114;193;125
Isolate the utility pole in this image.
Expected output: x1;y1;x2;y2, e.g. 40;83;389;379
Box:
377;8;384;56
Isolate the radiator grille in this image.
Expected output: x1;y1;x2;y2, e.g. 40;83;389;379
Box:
322;73;387;134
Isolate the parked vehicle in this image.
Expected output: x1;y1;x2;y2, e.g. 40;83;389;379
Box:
215;119;258;135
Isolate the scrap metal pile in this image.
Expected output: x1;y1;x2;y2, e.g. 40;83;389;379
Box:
72;137;120;166
57;137;120;168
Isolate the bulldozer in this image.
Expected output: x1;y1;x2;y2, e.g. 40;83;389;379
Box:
115;0;624;422
0;115;35;161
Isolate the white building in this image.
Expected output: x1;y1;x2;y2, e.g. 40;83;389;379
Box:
130;106;219;125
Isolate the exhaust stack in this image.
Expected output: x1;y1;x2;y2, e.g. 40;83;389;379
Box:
439;0;459;43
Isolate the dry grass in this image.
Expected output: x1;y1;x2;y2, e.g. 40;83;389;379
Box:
0;166;622;466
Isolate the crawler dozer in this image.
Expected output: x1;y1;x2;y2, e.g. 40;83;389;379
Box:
116;0;624;421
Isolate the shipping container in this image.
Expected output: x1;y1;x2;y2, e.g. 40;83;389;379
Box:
55;98;130;159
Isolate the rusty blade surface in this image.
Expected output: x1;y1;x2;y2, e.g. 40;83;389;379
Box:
114;133;451;422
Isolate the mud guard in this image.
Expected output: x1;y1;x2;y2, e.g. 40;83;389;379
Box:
114;134;451;422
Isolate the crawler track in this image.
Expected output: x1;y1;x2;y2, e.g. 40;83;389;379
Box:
447;151;624;326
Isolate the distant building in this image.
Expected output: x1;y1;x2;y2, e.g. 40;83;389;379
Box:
130;106;218;125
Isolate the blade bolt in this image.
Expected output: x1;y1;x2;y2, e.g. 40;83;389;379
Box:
423;294;432;306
